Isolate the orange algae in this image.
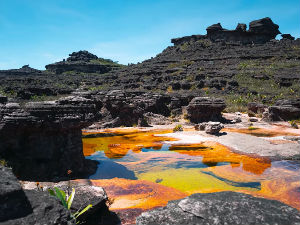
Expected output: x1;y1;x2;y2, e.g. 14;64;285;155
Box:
223;127;300;137
82;129;176;157
91;178;187;210
169;142;271;175
203;165;300;210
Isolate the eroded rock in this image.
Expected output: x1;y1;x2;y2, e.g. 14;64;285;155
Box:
136;192;300;225
186;97;226;123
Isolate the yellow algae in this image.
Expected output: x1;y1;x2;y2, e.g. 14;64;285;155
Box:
136;168;258;195
82;129;176;157
91;178;187;210
169;142;271;175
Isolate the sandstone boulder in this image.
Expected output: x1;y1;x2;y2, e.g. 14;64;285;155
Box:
262;99;300;121
186;97;226;123
0;95;101;180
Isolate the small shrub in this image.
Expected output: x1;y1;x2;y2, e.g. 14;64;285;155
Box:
289;120;299;129
173;124;183;132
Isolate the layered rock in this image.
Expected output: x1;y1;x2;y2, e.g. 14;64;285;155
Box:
136;192;300;225
186;97;226;123
262;99;300;121
0;95;102;180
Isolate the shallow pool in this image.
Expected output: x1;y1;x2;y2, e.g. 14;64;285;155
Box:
82;129;300;214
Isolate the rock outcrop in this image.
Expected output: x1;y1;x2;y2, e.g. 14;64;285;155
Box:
186;97;226;123
0;165;73;225
22;180;121;225
45;50;122;74
262;99;300;121
247;102;266;114
0;94;102;180
0;65;41;76
172;17;280;45
136;192;300;225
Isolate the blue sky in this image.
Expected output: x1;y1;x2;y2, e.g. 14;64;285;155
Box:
0;0;299;69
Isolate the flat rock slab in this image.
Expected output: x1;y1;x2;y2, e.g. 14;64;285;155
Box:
136;192;300;225
212;132;300;160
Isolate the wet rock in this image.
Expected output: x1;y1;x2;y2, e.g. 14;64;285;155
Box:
136;192;300;225
186;97;226;123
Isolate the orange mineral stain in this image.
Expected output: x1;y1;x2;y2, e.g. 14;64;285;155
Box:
169;142;271;175
91;178;187;210
223;127;300;137
82;129;176;157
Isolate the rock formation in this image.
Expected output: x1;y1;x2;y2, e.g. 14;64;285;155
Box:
172;17;281;45
262;99;300;121
0;65;41;76
0;94;102;180
45;50;122;74
186;97;226;123
136;192;300;225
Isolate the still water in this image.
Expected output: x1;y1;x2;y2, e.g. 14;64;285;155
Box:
82;129;300;212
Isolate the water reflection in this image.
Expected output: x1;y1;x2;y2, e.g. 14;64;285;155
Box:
83;129;300;211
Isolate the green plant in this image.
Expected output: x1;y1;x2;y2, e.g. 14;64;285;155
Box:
49;187;92;223
248;126;259;130
0;159;8;166
173;124;183;132
289;120;299;129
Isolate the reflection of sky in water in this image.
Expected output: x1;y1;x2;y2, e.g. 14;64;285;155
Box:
84;130;300;211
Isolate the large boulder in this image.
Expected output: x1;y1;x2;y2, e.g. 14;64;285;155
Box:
249;17;281;38
186;97;226;123
136;192;300;225
262;99;300;121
